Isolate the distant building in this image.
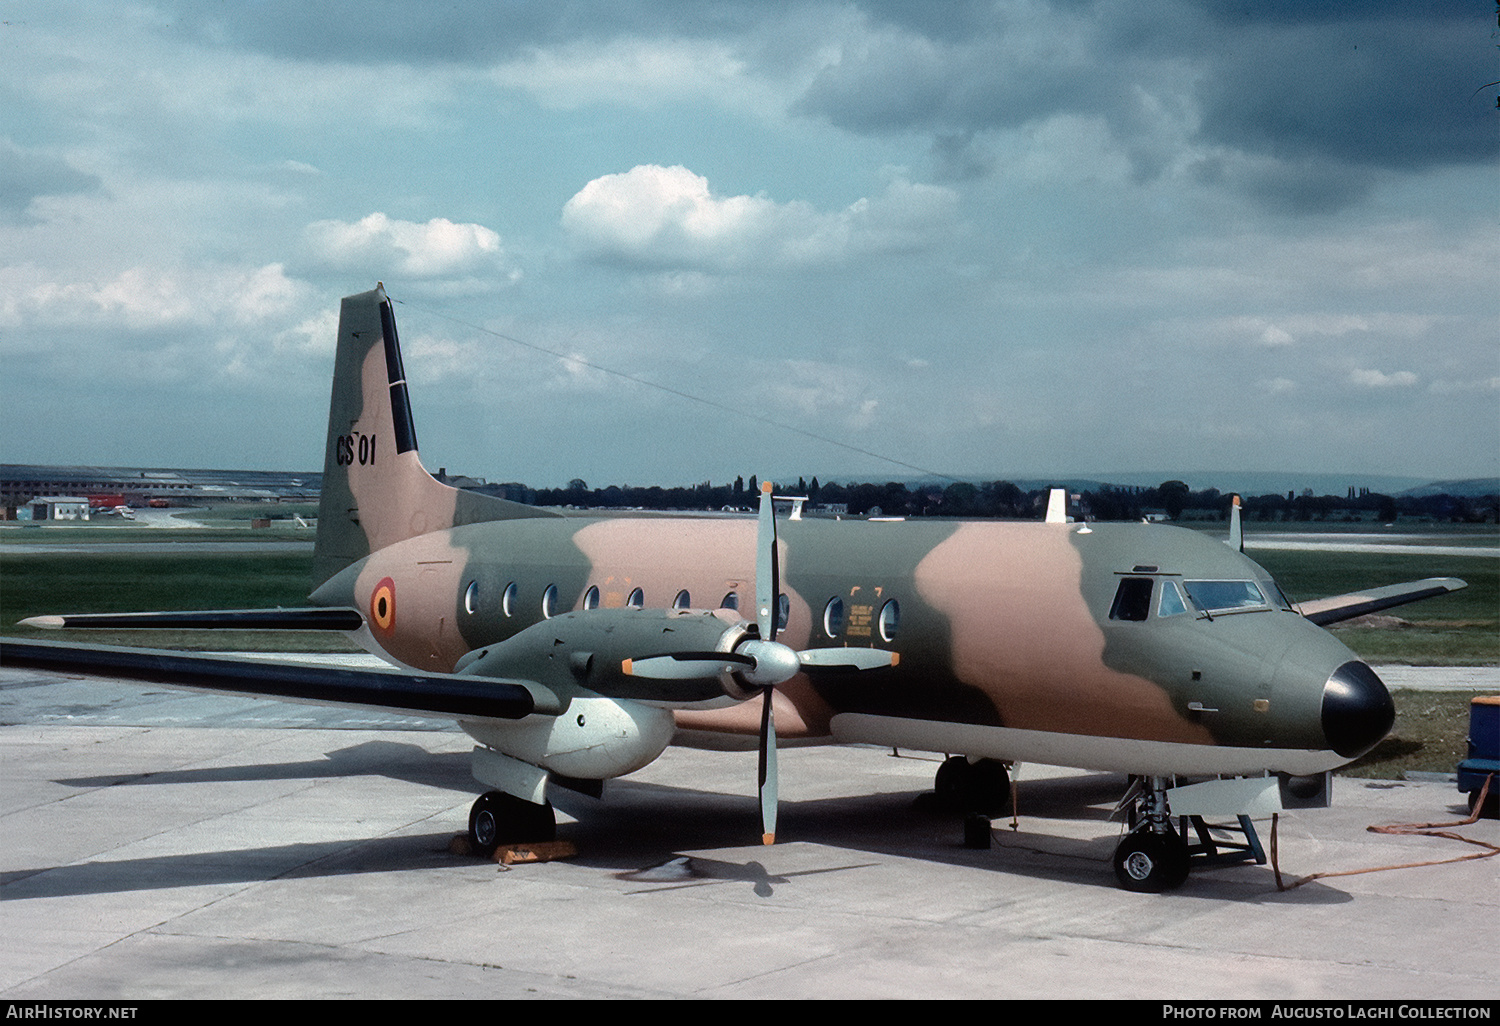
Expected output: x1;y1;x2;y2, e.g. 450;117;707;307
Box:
1;465;321;508
30;496;90;521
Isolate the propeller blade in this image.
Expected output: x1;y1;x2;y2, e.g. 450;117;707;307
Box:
623;652;753;679
758;687;778;845
756;479;778;641
1228;494;1244;553
796;647;899;672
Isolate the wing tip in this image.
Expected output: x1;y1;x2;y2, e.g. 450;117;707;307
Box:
18;616;63;629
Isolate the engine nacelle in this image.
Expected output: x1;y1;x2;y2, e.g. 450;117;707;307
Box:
454;606;756;707
452;607;765;780
461;695;676;781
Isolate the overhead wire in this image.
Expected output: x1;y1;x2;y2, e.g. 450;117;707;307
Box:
392;296;960;483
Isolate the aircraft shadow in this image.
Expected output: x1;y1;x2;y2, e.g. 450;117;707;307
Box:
54;740;475;792
1;831;462;901
19;746;1351;905
552;774;1354;905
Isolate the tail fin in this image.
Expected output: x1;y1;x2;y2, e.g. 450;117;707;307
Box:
313;284;555;588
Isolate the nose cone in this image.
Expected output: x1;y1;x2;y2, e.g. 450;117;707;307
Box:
1322;661;1395;759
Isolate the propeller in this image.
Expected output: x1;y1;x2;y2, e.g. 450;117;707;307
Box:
755;480;781;845
622;479;898;844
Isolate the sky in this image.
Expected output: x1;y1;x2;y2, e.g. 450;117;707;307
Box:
2;0;1497;490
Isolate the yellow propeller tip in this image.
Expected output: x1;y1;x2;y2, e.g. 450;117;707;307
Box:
762;833;775;845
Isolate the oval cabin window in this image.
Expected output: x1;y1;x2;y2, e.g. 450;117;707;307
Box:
823;596;846;638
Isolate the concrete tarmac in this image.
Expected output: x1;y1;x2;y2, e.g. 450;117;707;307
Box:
1;663;1496;1001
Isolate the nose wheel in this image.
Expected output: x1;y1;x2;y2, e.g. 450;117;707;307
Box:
1113;775;1190;892
1113;829;1190;892
468;790;556;859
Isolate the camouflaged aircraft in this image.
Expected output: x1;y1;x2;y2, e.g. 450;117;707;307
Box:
3;285;1468;892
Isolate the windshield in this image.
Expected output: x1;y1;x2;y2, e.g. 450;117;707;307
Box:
1182;580;1268;614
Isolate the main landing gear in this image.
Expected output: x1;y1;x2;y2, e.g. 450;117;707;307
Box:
933;756;1012;818
1113;776;1190;893
468;790;556;859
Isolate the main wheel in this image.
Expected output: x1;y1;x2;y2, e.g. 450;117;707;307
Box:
468;791;556;858
1113;829;1190;893
966;758;1011;818
933;757;1011;817
934;756;970;812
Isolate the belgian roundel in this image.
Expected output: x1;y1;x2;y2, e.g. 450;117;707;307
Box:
371;577;396;633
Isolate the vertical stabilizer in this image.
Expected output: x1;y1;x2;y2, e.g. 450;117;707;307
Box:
313;285;554;588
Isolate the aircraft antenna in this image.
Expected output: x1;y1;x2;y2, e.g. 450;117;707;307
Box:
392;297;961;482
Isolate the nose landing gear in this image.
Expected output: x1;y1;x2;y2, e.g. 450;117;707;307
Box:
1113;776;1190;892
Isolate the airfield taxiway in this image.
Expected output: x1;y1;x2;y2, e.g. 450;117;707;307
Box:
1;660;1496;1001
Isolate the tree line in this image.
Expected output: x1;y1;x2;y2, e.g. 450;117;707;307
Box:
470;477;1498;523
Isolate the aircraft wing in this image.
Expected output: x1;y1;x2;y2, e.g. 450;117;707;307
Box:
1297;577;1467;627
18;608;364;631
0;637;561;722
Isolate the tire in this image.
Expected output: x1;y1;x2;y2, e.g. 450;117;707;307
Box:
966;758;1011;818
469;791;504;858
1113;829;1190;893
933;756;1011;817
468;791;557;858
934;756;969;811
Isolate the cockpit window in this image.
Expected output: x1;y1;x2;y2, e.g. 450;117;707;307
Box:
1182;580;1268;614
1157;580;1188;617
1109;577;1154;621
1264;579;1295;612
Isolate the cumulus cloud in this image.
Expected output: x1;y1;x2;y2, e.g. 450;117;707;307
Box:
561;164;957;271
1350;368;1418;389
490;37;749;111
303;213;505;278
0;263;308;331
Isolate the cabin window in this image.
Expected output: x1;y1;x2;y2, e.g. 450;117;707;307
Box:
542;584;560;619
1182;580;1268;614
721;591;739;611
583;585;600;610
777;593;790;633
502;581;517;618
464;580;479;615
1157;580;1188;617
823;596;846;638
627;587;644;609
1109;578;1154;621
878;599;900;641
673;589;691;610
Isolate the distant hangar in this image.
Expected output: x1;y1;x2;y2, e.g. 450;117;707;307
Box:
1;464;321;518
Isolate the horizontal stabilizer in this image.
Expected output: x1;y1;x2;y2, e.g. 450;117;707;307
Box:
1298;577;1467;627
19;608;364;631
0;638;558;721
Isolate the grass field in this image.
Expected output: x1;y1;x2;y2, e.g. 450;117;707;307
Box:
1249;548;1498;665
1;549;358;653
1343;690;1487;779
